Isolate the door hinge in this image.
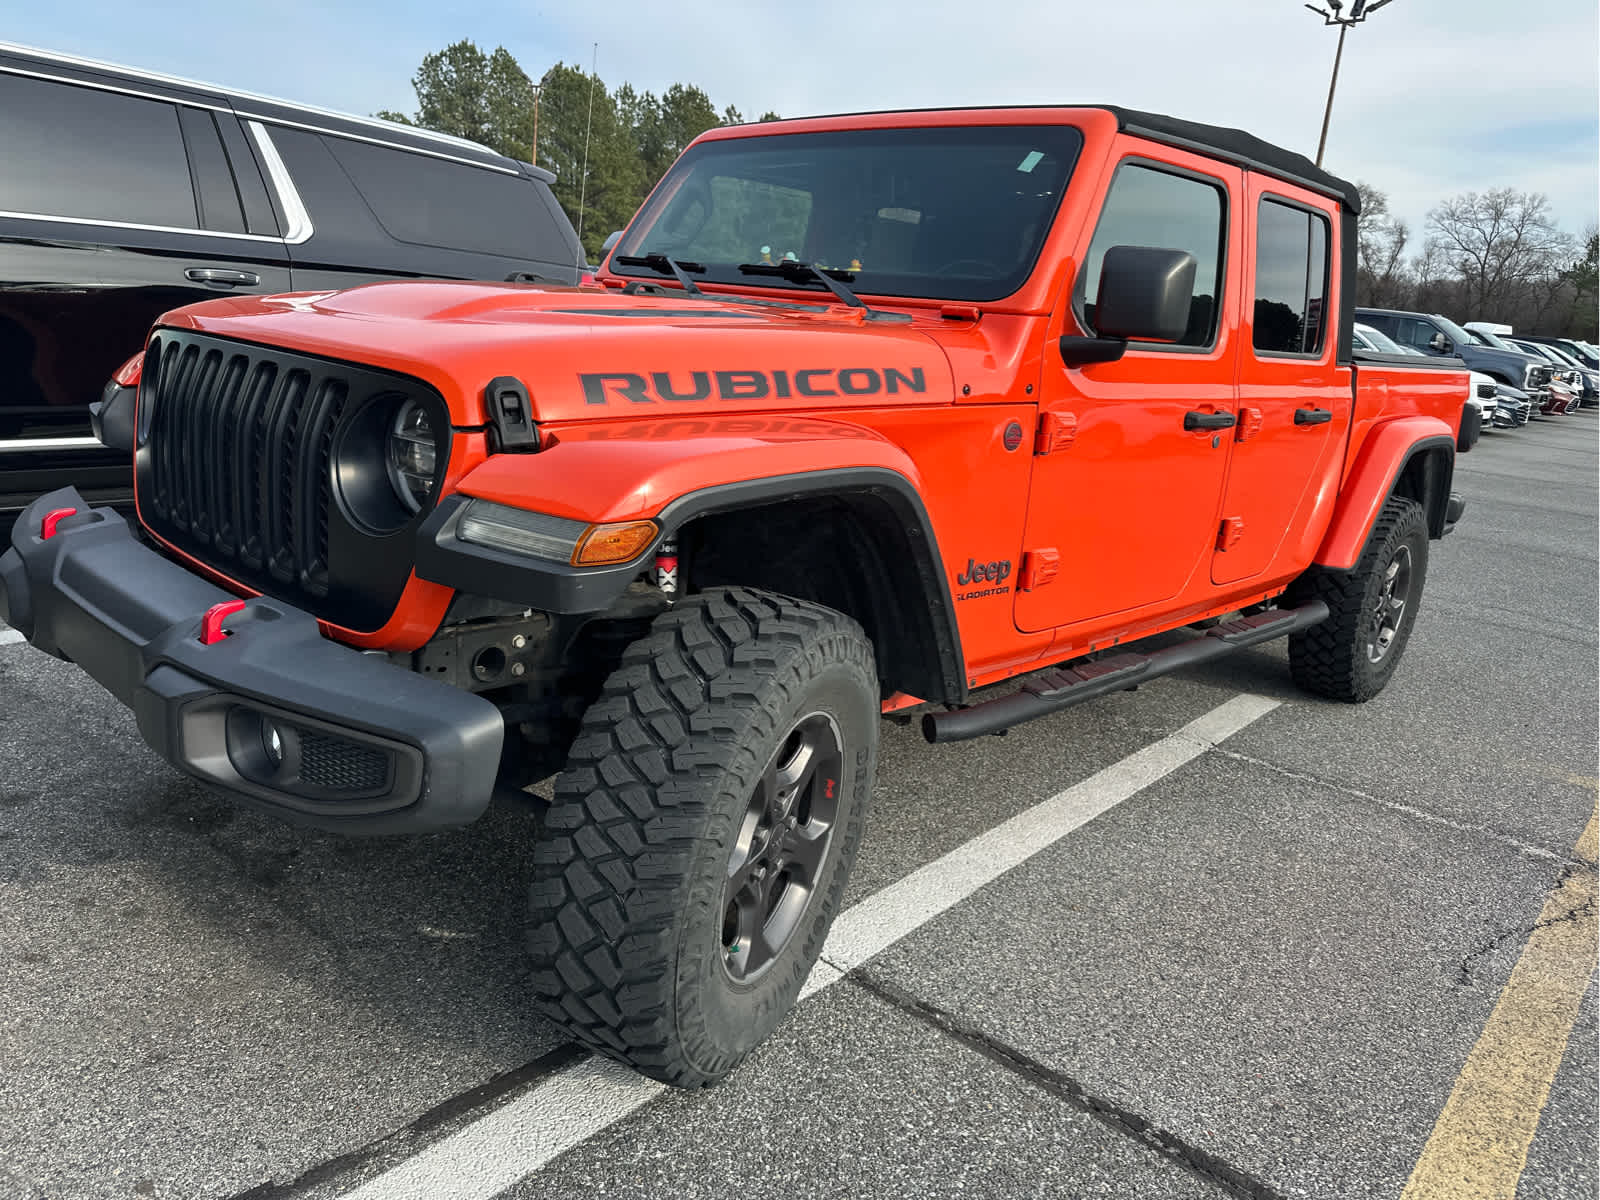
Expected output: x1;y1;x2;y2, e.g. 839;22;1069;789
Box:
1035;412;1077;455
1020;547;1060;590
485;375;540;451
1236;407;1263;441
1217;517;1245;551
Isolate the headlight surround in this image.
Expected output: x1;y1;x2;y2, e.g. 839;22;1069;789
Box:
387;399;440;513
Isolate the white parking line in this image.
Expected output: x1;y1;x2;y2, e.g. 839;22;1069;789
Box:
339;692;1280;1200
0;628;23;647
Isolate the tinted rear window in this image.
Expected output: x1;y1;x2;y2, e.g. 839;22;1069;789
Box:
1252;199;1329;356
324;136;566;259
0;71;197;227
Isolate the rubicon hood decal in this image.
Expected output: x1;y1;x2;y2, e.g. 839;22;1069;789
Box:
580;367;927;406
158;280;955;426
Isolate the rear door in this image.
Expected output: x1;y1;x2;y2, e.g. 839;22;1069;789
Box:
0;64;291;462
1016;148;1243;634
1210;177;1349;585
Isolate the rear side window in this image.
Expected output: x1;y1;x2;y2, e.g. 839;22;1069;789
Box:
1252;198;1329;356
323;136;567;259
1078;162;1226;348
0;71;197;228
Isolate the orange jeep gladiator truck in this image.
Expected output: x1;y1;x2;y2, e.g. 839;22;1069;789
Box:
0;106;1468;1086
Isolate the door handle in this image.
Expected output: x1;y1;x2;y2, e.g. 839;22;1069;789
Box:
1294;407;1334;426
185;267;259;287
1183;410;1237;431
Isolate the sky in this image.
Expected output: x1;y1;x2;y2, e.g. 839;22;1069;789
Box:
5;0;1597;247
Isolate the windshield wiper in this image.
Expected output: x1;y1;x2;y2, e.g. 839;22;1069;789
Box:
612;253;705;297
736;261;908;322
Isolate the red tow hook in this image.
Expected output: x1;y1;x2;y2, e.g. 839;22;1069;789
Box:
199;600;247;646
40;507;77;539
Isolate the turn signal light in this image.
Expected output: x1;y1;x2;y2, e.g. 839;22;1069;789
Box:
573;521;658;566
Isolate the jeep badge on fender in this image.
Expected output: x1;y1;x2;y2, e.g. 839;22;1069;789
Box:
1;102;1466;1092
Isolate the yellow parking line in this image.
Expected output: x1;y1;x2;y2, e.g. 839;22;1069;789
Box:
1400;810;1599;1200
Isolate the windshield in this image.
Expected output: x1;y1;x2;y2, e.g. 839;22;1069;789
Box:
1355;323;1406;354
1469;327;1516;351
614;124;1083;303
1432;315;1478;346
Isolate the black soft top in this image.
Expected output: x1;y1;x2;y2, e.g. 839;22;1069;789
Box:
1096;106;1360;215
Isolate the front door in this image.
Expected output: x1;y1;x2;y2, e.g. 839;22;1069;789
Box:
1211;178;1351;585
1014;150;1243;634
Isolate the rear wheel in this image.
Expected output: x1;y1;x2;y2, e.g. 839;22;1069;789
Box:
527;587;877;1086
1289;495;1429;703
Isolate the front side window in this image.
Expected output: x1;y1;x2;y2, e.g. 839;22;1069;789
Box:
1076;162;1226;348
1393;317;1441;352
1252;198;1329;356
0;71;196;227
615;125;1083;303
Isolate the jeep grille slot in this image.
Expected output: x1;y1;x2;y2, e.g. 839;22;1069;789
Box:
137;330;446;632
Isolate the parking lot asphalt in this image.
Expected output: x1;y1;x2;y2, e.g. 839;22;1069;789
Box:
1;413;1595;1200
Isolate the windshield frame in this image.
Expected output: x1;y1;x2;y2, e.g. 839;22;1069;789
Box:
612;123;1085;304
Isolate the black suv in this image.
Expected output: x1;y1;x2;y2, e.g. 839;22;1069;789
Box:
1;42;583;542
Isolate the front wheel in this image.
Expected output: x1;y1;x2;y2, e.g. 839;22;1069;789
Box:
527;587;878;1086
1288;495;1429;703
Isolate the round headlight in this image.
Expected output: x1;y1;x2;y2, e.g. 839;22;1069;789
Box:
387;400;439;512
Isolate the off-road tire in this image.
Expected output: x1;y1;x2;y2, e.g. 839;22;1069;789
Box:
1288;495;1428;703
527;587;877;1086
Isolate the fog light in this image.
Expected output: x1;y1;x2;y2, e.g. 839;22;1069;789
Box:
262;720;284;768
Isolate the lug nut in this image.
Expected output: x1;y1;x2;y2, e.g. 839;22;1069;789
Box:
512;634;527;649
511;662;526;677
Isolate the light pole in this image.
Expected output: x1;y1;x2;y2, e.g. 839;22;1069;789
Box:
1305;0;1396;168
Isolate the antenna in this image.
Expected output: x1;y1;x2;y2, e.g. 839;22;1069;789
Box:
577;43;598;246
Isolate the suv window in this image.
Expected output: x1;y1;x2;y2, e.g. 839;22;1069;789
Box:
1252;198;1328;356
323;135;568;259
0;71;197;228
1079;162;1225;348
1392;316;1441;352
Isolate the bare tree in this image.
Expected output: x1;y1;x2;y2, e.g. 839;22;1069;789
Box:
1426;189;1577;318
1354;182;1411;308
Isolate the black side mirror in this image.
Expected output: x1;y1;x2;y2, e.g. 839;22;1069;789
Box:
1060;245;1197;368
601;230;625;256
1094;245;1197;342
1428;331;1451;354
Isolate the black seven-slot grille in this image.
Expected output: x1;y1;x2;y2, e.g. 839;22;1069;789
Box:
136;330;448;632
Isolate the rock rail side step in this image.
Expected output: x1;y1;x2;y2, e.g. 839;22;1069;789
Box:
922;601;1330;743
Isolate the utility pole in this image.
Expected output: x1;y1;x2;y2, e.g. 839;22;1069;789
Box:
1304;0;1396;168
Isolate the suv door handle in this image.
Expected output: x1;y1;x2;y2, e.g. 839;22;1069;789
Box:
1294;407;1334;426
185;267;259;287
1183;410;1237;431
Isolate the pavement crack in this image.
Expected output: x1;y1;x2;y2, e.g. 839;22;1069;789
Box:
218;1043;587;1199
846;969;1286;1200
1210;747;1595;869
1457;863;1600;985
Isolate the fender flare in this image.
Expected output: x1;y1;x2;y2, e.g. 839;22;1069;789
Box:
416;430;967;704
1314;418;1455;570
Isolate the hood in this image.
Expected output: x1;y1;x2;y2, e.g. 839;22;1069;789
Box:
159;281;956;427
1459;343;1543;377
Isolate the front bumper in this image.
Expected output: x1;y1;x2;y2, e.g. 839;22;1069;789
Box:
0;488;503;834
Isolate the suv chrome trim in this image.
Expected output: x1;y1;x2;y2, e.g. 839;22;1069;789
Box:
247;122;314;245
240;111;522;175
0;40;502;158
0;437;107;452
0;208;286;243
